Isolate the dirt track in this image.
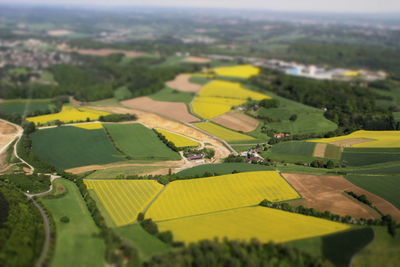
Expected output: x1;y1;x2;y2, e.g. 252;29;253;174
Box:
282;173;400;220
183;57;211;63
212;111;259;132
166;74;203;93
121;97;200;123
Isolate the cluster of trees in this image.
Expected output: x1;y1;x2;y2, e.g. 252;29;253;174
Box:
183;148;215;159
251;70;397;132
144;238;324;267
0;55;198;102
99;113;137;122
309;159;340;169
345;191;372;206
137;216;178;246
154;130;180;152
0;183;44;266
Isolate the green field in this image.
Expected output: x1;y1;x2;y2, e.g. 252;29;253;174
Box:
190;75;212;85
262;141;317;163
342;148;400;166
40;179;106;267
115;224;170;261
255;91;337;135
353;226;400;266
150;87;194;103
104;123;181;161
349;164;400;175
86;166;163;179
31;126;125;169
345;175;400;208
322;228;374;267
0;99;53;115
324;144;342;160
177;163;274;177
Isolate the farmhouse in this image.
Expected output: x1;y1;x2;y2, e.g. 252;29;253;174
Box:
186;153;205;161
274;133;290;139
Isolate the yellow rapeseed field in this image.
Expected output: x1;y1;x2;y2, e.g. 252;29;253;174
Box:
192;80;270;119
72;122;103;130
84;179;163;227
198;80;268;100
27;106;110;125
158;206;350;244
309;130;400;147
156;129;199;148
194;122;255;141
146;171;300;221
211;65;260;78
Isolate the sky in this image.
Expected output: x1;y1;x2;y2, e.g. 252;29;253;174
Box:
1;0;400;14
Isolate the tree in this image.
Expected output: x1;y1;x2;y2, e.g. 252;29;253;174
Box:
289;114;297;121
60;216;70;223
326;160;335;169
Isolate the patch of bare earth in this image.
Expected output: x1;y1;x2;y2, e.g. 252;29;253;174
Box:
47;30;73;36
121;97;200;123
166;74;203;93
66;161;182;174
282;173;400;220
183;56;211;63
330;138;376;147
313;143;327;158
212;111;259;132
58;45;143;57
84;105;231;163
0;120;20;156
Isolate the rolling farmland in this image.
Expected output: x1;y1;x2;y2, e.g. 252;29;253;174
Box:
27;105;109;125
84;179;164;226
177;163;274;177
156;129;199;148
345;175;400;208
158;206;350;244
194;122;255;142
104;123;181;161
210;65;260;78
309;130;400;147
72;122;103;130
31;126;125;169
192;80;269;119
342;147;400;166
146;171;300;221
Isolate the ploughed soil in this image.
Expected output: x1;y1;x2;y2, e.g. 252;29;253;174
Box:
183;56;211;63
212;111;259;132
166;74;203;93
0;120;19;155
330;138;376;147
47;30;73;36
282;173;400;221
84;105;231;163
313;143;327;158
121;97;200;123
58;44;143;57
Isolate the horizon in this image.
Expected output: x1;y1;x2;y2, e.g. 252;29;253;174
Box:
0;0;400;15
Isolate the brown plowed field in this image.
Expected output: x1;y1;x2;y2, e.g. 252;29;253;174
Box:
330;138;375;147
183;57;211;63
0;120;20;155
84;105;231;162
59;45;143;57
282;173;400;220
212;111;259;132
313;143;327;158
166;74;203;93
47;30;73;36
121;97;200;123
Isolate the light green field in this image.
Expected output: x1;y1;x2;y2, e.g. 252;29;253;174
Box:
0;99;53;115
115;224;170;261
40;179;105;267
86;166;163;179
150;87;194;103
194;121;255;142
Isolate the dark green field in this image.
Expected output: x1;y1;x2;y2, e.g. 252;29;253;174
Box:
0;99;53;115
177;163;274;177
349;164;400;175
345;175;400;208
262;141;317;163
323;144;342;160
322;228;374;267
104;123;181;161
31;126;125;169
342;148;400;166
